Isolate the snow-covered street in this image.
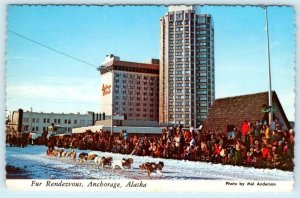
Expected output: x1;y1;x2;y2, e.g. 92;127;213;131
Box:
6;145;293;180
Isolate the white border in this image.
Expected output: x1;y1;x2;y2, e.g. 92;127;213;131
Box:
0;0;299;197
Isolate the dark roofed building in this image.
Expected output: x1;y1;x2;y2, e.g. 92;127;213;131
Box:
202;91;292;133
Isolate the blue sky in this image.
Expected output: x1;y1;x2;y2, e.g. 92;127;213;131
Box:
6;5;295;121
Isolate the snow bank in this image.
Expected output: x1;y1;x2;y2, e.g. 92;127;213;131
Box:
6;146;293;180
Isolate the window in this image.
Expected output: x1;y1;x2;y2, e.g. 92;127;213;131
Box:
54;119;57;123
200;84;207;89
200;78;207;83
199;31;207;36
200;66;206;71
36;127;39;131
32;118;35;123
176;102;182;105
36;118;39;123
58;119;61;124
47;118;50;123
74;120;77;124
65;119;67;124
185;13;189;19
80;120;85;126
198;90;207;94
175;71;183;75
44;118;46;123
175;95;183;99
199;96;207;101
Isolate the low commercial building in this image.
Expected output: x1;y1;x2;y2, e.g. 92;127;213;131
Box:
10;109;97;134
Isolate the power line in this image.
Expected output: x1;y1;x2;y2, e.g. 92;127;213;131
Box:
7;97;112;105
7;29;99;69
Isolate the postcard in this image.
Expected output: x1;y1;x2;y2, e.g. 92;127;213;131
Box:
4;4;295;192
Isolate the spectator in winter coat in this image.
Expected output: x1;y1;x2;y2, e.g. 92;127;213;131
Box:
261;145;269;163
254;120;261;140
234;140;242;165
249;123;255;146
190;137;196;147
219;146;227;164
270;130;279;144
184;130;191;143
274;118;283;131
241;120;250;144
211;144;221;163
265;124;271;144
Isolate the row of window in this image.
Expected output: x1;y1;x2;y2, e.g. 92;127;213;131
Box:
171;76;190;81
115;80;156;86
115;73;156;80
114;86;158;91
170;90;191;94
169;113;208;119
114;100;157;106
115;107;156;112
127;114;157;118
168;22;209;30
23;118;86;125
23;126;73;132
169;94;196;99
169;114;190;118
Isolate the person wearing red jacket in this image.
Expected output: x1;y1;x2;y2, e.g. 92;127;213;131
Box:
211;143;221;163
241;120;250;146
261;145;269;166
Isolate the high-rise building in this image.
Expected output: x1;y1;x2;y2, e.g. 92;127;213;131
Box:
159;6;215;128
98;54;160;126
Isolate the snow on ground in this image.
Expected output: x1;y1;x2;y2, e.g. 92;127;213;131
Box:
6;145;293;180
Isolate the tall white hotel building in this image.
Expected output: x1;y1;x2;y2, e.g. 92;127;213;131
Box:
159;6;215;128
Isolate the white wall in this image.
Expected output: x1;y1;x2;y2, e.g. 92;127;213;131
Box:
19;111;93;134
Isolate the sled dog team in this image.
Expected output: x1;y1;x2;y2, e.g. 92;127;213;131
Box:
46;148;164;178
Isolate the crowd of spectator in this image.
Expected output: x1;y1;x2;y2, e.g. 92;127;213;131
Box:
40;118;295;171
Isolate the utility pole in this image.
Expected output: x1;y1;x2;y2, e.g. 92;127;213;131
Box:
30;107;33;132
265;6;273;125
111;70;114;135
